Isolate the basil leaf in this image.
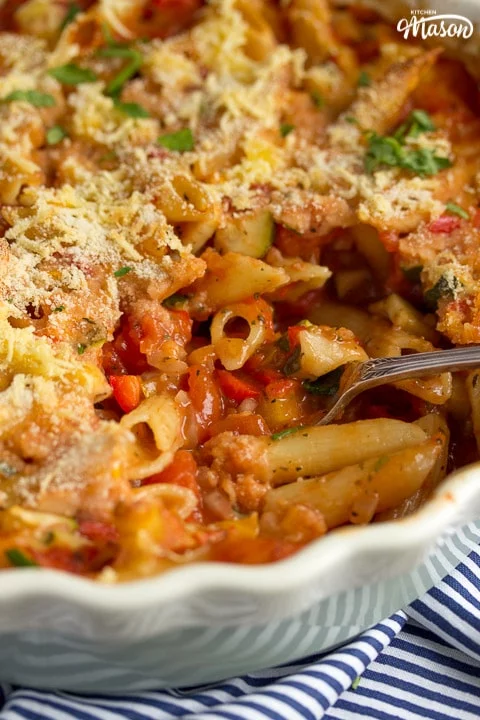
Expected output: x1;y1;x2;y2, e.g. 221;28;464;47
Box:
364;133;451;176
46;125;67;145
4;90;55;107
5;548;37;567
303;366;344;397
113;99;149;118
97;46;143;96
163;293;189;308
282;345;302;376
424;275;459;311
60;2;81;31
280;123;294;137
311;90;324;108
358;70;371;87
445;202;469;220
271;426;302;441
114;266;132;277
48;64;97;84
158;128;194;152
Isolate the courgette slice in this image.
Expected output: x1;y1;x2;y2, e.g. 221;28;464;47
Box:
215;210;274;258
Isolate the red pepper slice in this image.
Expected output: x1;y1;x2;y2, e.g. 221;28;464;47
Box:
428;215;461;233
109;375;142;414
216;370;261;403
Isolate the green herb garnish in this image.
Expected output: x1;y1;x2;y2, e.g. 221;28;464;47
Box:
163;293;189;308
77;343;87;355
311;90;324;108
97;46;143;96
303;366;344;397
4;90;55;107
424;275;459;311
271;426;302;441
113;99;149;118
46;125;67;145
445;202;469;220
352;676;361;691
358;70;371;87
280;123;295;138
5;548;37;567
345;115;358;124
158;128;194;152
60;2;81;31
282;345;302;376
114;266;132;278
48;64;97;84
364;132;451;176
53;305;65;312
373;456;389;472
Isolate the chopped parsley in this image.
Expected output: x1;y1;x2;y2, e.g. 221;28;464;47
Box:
364;132;451;176
97;46;143;96
46;125;67;145
48;64;97;84
364;109;451;176
53;305;65;312
345;115;358;124
4;90;55;107
282;345;302;376
311;90;324;108
113;99;149;118
424;274;459;311
114;266;132;277
60;2;81;31
163;293;189;308
271;426;302;441
303;366;344;397
5;548;37;567
280;123;295;137
358;70;371;87
445;202;469;220
158;128;194;152
77;343;87;355
373;456;390;472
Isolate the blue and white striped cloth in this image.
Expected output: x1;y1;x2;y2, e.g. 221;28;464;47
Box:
1;525;479;720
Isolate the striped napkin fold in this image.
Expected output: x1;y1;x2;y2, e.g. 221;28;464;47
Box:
1;522;479;720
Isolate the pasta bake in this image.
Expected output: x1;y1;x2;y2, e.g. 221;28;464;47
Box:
0;0;478;580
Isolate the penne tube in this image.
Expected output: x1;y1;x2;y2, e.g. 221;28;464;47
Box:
375;414;449;521
266;418;427;485
263;438;441;529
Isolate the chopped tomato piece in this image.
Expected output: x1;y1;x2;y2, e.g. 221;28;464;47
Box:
264;378;299;400
244;356;282;386
187;364;224;440
287;325;304;348
143;449;199;497
379;230;400;251
216;370;261;403
428;215;461;233
78;520;119;544
109;375;142;414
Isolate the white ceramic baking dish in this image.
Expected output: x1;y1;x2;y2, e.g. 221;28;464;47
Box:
0;0;479;692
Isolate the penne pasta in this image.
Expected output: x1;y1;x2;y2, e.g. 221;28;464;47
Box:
266;419;427;485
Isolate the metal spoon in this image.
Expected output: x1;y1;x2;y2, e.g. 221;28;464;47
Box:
318;346;480;425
